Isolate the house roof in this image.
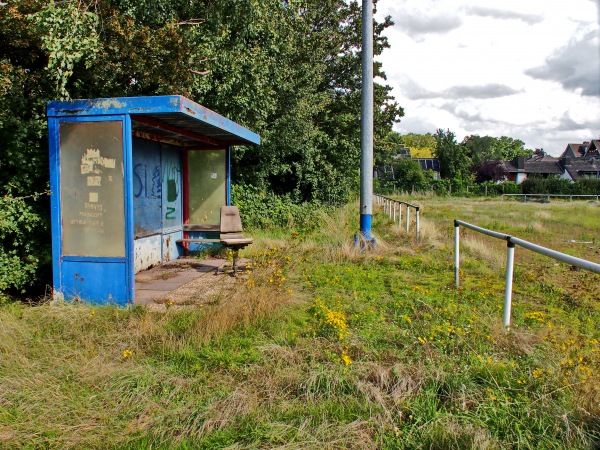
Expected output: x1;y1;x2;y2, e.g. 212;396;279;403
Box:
503;155;563;174
563;158;600;181
560;143;588;158
47;95;261;148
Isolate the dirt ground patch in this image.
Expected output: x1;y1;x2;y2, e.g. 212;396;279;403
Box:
135;258;252;311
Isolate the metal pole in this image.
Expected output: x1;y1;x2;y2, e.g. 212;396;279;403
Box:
406;207;410;233
416;208;420;239
454;222;460;287
359;0;374;241
398;203;402;226
503;242;516;329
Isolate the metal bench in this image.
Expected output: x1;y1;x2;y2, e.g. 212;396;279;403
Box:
177;206;253;276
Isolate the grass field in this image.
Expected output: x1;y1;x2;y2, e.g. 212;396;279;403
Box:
1;197;599;449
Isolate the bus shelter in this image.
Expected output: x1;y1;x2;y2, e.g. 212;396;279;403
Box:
47;95;260;305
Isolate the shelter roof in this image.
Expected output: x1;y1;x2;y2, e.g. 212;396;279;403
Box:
47;95;260;148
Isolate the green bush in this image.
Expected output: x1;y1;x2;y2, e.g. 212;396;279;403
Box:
574;178;600;195
0;192;50;297
231;184;326;231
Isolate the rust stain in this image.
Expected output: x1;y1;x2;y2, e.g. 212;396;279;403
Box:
184;106;196;115
93;99;127;110
59;109;85;115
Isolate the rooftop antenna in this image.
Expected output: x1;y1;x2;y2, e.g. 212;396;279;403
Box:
359;0;374;245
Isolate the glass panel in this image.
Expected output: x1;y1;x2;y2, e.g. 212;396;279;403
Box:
187;150;226;225
60;121;125;257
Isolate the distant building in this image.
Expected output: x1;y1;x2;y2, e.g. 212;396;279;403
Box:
502;154;564;184
501;140;600;184
414;158;441;179
390;147;412;159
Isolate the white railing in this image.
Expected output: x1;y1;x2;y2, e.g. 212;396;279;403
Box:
454;219;600;329
502;194;600;202
374;194;420;238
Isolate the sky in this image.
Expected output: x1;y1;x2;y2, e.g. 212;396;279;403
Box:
374;0;600;156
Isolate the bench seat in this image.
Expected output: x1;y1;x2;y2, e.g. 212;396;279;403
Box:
176;238;220;244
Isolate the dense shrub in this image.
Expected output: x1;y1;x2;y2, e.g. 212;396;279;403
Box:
231;184;325;231
522;176;573;194
0;192;51;298
574;178;600;195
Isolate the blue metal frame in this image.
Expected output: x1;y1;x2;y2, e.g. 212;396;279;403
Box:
49;114;132;305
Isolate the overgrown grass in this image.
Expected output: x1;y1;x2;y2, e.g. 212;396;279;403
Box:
1;198;599;448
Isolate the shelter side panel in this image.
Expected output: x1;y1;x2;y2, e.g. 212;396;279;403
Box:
187;150;226;226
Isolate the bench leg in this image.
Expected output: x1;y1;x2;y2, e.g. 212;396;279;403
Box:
232;249;239;276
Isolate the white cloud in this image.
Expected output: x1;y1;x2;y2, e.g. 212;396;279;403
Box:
525;29;600;97
464;6;543;24
376;0;600;155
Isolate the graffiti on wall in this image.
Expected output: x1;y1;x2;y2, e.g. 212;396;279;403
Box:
162;154;180;222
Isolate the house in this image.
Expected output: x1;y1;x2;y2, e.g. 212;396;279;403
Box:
414;158;441;179
559;140;600;181
501;139;600;184
502;153;565;184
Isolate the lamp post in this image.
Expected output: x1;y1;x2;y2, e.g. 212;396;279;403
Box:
360;0;374;241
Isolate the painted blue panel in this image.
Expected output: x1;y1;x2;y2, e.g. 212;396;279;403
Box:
47;96;182;117
161;144;183;231
186;231;222;254
60;260;128;306
132;138;162;236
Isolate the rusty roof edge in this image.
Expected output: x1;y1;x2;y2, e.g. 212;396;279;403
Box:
47;95;260;146
178;96;260;146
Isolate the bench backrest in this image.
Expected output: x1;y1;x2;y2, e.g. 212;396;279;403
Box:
220;206;244;234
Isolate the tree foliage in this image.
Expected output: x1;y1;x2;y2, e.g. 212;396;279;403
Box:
0;0;402;295
461;134;532;166
433;129;471;181
472;160;507;183
402;132;435;157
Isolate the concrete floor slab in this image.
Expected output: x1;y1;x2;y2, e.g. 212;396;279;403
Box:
134;258;228;305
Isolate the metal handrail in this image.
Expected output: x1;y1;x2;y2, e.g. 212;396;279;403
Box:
454;219;600;329
502;194;600;202
374;194;420;238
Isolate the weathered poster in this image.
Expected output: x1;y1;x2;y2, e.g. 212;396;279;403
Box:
60;121;125;257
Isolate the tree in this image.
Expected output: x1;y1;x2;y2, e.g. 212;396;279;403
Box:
434;129;471;181
473;160;507;183
461;134;532;167
402;132;435;157
392;158;426;192
0;0;404;294
375;130;405;166
495;136;532;160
